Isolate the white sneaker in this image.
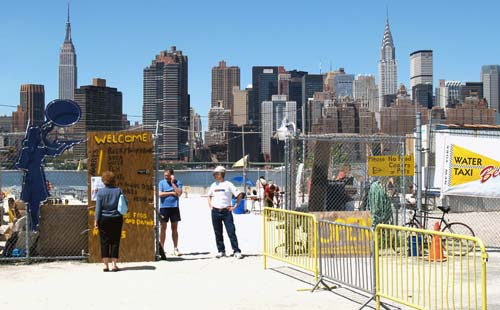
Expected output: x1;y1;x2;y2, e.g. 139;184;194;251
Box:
173;248;182;257
234;252;243;259
216;252;226;258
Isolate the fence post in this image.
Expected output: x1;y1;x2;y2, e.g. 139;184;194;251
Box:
153;121;160;260
25;206;31;263
416;113;423;223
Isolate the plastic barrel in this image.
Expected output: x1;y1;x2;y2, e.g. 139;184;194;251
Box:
408;235;422;256
232;198;246;214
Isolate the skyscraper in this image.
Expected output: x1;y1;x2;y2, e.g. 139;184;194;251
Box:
410;50;433;89
232;86;249;126
211;61;240;110
15;84;45;131
378;17;398;109
481;65;500;111
249;66;281;127
58;5;77;100
74;79;123;157
260;95;296;159
143;46;190;160
354;75;378;113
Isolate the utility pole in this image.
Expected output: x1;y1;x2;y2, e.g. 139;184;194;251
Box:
242;125;247;193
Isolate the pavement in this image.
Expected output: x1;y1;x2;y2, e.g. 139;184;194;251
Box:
1;195;500;309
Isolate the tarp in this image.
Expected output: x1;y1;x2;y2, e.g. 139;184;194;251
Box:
230;176;255;186
434;132;500;198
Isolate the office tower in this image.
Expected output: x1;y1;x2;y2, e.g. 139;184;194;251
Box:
285;70;307;130
74;79;123;157
481;65;500;111
232;86;248;126
378;17;398;108
278;72;291;97
143;46;190;160
460;82;483;102
436;80;463;109
58;5;77;100
205;103;231;146
354;75;378;113
410;50;433;89
302;74;324;133
260;95;296;159
249;66;281;127
14;84;45;131
211;61;240;111
334;72;355;98
190;107;203;147
0;116;12;132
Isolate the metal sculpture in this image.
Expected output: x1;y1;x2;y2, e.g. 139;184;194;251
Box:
16;99;81;230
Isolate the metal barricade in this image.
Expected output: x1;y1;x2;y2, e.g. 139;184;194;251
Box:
374;224;488;310
313;220;375;299
263;207;318;282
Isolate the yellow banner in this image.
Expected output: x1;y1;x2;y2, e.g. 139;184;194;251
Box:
449;145;500;186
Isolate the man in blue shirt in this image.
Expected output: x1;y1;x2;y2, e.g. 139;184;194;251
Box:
159;168;183;256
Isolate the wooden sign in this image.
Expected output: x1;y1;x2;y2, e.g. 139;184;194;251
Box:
87;131;154;262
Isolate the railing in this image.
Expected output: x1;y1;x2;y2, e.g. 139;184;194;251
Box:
374;224;488;310
263;207;318;282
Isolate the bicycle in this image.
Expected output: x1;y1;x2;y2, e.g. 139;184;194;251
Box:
405;206;475;256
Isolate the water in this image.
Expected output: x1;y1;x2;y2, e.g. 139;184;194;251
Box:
1;169;285;191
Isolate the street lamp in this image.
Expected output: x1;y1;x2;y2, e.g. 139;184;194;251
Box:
276;119;296;210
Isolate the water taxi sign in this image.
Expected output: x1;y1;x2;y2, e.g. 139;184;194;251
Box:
367;155;414;176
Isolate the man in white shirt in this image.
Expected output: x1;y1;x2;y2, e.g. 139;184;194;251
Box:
207;166;243;259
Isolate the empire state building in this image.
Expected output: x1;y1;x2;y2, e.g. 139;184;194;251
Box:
59;6;77;100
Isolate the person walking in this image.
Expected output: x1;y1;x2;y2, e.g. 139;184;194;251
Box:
158;168;183;256
207;166;243;259
94;171;125;272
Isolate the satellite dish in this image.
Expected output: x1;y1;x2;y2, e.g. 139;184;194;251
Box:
45;99;81;127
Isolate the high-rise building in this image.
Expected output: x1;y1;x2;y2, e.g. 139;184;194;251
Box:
334;71;355;98
302;74;324;133
205;103;231;147
436;80;463;109
249;66;281;127
232;86;248;126
410;50;433;90
481;65;500;111
460;82;483;102
211;61;240;111
412;83;434;109
445;97;495;125
0;115;12;132
74;79;123;157
14;84;45;131
378;17;398;109
143;46;190;160
58;5;77;100
260;95;296;159
354;75;378;113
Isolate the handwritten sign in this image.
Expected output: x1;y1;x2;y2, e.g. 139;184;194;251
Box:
87;131;155;263
367;155;414;177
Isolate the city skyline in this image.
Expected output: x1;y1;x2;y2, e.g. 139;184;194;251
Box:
2;0;500;130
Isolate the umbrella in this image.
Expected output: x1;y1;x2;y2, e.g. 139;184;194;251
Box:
231;176;256;186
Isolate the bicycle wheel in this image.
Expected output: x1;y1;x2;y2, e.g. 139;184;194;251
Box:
441;222;475;256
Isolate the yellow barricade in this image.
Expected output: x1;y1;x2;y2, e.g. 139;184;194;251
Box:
263;208;319;282
374;224;488;310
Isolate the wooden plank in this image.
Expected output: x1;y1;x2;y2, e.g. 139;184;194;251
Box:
87;131;155;263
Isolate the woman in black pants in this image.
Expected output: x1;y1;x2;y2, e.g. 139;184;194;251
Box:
94;171;125;272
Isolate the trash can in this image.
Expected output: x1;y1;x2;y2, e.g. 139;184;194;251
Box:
408;235;423;256
232;198;246;214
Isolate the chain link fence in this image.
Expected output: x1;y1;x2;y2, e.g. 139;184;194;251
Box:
0;130;287;262
283;132;500;249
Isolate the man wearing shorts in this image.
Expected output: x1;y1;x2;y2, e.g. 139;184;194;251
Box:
159;169;183;256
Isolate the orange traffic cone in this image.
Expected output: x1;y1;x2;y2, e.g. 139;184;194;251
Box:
429;222;447;262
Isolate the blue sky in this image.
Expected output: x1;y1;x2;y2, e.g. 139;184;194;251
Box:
1;0;499;129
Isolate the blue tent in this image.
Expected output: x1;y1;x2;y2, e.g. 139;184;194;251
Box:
230;176;256;186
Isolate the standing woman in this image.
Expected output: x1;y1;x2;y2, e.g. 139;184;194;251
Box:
94;171;125;272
